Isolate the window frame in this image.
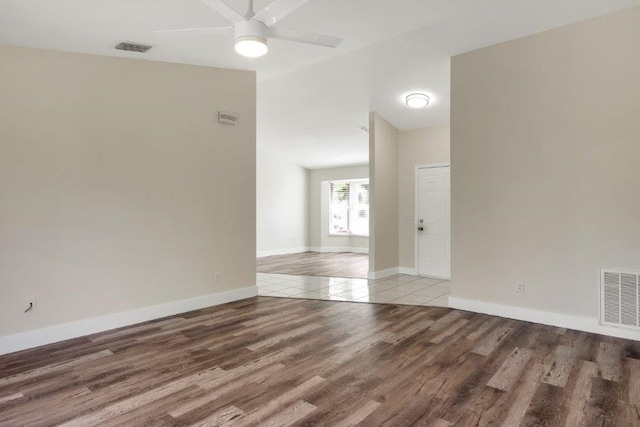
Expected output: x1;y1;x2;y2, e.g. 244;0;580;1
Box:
328;179;370;237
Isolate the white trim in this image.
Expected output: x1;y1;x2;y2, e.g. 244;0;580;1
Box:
330;178;369;184
414;163;451;278
415;162;450;169
257;247;309;258
0;286;258;356
449;296;640;342
309;246;369;254
368;267;399;280
421;274;450;280
399;267;417;275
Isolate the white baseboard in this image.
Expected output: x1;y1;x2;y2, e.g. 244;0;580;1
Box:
0;286;258;356
396;268;449;278
368;267;400;280
256;247;309;258
448;296;640;342
309;247;369;254
399;267;417;276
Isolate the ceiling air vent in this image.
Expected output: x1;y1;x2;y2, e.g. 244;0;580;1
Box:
115;42;152;53
601;268;640;331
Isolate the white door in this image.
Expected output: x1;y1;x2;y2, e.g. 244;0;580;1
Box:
417;166;450;278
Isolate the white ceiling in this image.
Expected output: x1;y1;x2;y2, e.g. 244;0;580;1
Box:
1;0;639;168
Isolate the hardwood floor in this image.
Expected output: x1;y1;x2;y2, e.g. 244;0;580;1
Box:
256;252;369;279
1;297;639;426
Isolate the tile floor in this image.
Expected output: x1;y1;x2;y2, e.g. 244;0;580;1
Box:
256;273;450;307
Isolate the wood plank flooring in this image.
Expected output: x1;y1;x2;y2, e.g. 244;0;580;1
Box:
1;297;640;426
256;252;368;279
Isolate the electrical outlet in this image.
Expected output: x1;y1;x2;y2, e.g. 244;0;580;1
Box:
516;281;525;293
215;272;221;282
25;296;37;313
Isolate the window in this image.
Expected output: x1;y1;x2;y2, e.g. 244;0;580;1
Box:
329;180;369;236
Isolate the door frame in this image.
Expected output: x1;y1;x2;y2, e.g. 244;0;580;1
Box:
414;163;451;278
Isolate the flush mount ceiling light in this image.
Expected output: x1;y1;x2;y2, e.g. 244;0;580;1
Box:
405;93;430;108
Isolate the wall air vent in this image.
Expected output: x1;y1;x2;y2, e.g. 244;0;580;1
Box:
601;268;640;331
115;42;153;53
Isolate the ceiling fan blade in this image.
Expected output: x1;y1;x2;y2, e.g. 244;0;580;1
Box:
154;26;231;36
201;0;245;23
254;0;309;26
268;27;342;48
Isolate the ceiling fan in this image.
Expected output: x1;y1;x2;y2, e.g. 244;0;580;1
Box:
156;0;343;58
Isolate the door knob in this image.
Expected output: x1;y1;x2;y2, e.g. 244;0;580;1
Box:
418;226;424;231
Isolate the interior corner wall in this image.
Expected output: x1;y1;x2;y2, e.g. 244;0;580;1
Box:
369;112;399;274
0;45;256;340
450;7;640;321
256;149;309;257
398;125;450;272
308;165;369;253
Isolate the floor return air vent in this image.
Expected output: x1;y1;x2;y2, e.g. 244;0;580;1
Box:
601;268;640;331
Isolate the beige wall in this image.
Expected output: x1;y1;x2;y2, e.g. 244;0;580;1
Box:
309;165;369;252
451;7;640;318
369;112;399;272
398;125;450;270
257;149;309;256
0;45;256;336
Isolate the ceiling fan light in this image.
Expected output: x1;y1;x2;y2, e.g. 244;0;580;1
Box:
405;93;430;108
234;36;268;58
